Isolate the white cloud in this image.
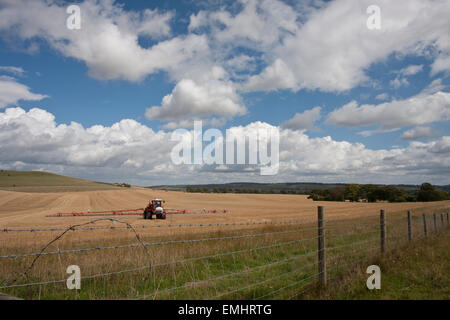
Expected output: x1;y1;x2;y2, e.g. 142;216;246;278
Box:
397;64;423;76
2;0;450;131
326;91;450;133
429;136;450;154
0;76;48;108
1;107;450;185
389;64;423;89
243;58;298;92
375;93;389;101
0;107;176;180
421;78;446;95
189;0;299;49
390;77;409;89
243;0;450;92
2;0;450;95
161;118;227;130
145;79;247;127
401;126;436;140
0;0;198;82
281;107;321;131
0;66;25;76
132;8;174;38
225;55;258;79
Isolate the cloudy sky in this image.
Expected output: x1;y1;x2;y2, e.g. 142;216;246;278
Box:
0;0;449;186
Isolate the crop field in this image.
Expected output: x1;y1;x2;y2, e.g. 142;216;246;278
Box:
0;187;449;300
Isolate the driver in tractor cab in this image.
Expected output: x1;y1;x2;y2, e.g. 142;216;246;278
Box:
144;199;166;220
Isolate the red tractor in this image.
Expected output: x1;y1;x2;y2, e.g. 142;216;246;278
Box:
143;199;166;220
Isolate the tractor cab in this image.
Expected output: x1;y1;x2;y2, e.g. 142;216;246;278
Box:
152;199;163;209
144;199;166;220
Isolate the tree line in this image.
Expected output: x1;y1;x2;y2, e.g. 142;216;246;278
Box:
186;187;305;195
185;183;450;203
308;183;450;203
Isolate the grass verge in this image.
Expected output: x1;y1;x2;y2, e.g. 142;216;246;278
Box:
303;227;450;299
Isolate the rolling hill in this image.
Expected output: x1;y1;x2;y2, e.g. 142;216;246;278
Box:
0;170;128;193
150;182;450;194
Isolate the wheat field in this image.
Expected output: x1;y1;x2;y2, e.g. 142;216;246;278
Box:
1;188;449;299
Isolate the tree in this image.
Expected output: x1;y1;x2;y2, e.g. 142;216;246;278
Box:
359;184;378;202
417;183;445;202
344;184;360;202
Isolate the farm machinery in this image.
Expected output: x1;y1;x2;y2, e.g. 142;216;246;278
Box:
46;199;228;218
143;199;166;220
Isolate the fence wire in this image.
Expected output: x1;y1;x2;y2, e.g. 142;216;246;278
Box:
138;250;319;300
0;236;317;290
1;208;448;299
0;227;317;259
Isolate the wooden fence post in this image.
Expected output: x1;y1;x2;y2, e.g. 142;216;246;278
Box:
318;206;326;287
433;213;438;233
447;213;449;226
380;210;386;254
441;214;445;228
407;211;412;242
422;214;427;237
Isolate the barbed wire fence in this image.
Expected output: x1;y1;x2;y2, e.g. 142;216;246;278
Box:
0;208;449;300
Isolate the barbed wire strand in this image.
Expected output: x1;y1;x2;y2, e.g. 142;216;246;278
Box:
0;213;408;233
0;228;319;259
326;237;379;252
214;260;320;299
0;219;319;233
0;237;318;290
1;218;152;288
255;271;320;300
138;250;319;300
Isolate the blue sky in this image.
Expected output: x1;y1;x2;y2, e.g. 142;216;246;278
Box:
0;0;449;185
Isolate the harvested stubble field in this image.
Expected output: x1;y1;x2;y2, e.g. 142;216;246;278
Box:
1;187;449;229
0;187;449;299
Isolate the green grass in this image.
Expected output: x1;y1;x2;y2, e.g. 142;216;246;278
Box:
0;170;124;192
303;227;450;300
0;218;382;300
1;209;448;300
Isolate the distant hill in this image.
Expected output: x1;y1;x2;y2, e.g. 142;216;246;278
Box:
149;182;450;194
0;170;129;193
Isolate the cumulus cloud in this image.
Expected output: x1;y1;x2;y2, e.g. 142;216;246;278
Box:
1;107;450;185
2;0;450;95
0;76;48;108
145;79;247;127
2;0;450;129
401;126;436;140
0;0;198;82
281;107;321;131
0;107;176;183
189;0;299;49
243;0;450;92
243;58;298;92
429;136;450;154
326;91;450;134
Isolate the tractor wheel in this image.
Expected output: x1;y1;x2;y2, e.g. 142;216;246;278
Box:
161;213;166;220
143;212;148;219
